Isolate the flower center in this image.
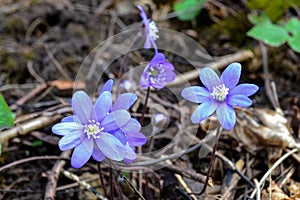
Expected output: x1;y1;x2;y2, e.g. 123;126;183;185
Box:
150;68;158;76
149;21;159;41
148;64;166;83
210;84;229;102
84;120;104;139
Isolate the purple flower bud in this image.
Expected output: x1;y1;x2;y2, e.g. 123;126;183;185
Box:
137;5;159;52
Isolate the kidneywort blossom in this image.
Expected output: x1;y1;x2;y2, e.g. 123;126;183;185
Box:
137;5;159;51
181;62;258;130
52;80;146;168
140;53;176;89
100;80;147;163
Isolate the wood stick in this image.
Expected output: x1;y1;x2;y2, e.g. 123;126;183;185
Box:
167;50;254;86
44;150;72;200
0;106;72;143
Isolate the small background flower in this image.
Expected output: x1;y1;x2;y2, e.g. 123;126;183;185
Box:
140;53;176;89
181;62;258;130
137;5;159;51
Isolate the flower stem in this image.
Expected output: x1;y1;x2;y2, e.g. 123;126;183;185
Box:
194;124;222;195
140;86;150;125
109;167;114;200
97;163;108;198
120;173;146;200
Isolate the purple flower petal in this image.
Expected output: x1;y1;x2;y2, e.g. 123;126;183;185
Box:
92;146;105;162
72;91;93;124
140;74;150;88
164;70;176;82
61;115;75;122
127;132;147;146
71;139;93;168
95;132;126;161
102;110;131;131
121;118;141;132
111;93;137;111
111;129;127;144
191;101;218;123
99;79;113;95
95;91;112;122
227;95;252;107
144;37;151;49
216;103;236;130
162;62;175;70
151;82;165;89
200;67;221;91
58;132;83;151
124;144;136;163
229;84;259;96
221;63;241;89
137;5;149;25
181;86;210;103
52;122;83;136
151;53;165;63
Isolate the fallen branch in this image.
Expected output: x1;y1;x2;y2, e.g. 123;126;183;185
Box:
167;50;254;86
0;156;68;172
44;150;72;200
0;106;72;143
61;170;107;200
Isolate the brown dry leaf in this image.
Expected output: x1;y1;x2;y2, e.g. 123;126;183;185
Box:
262;181;289;200
49;80;85;90
230;108;300;153
287;179;300;199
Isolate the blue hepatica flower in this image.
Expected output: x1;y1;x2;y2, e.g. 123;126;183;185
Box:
100;80;147;163
137;5;159;51
140;53;176;89
181;62;259;130
52;80;146;168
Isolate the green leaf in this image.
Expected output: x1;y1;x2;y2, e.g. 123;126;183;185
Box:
285;18;300;53
285;17;300;36
247;20;288;47
247;0;289;22
0;94;15;130
32;140;43;147
288;0;300;7
173;0;206;21
287;35;300;53
247;13;269;25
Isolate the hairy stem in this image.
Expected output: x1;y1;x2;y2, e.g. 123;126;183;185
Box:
140;86;150;125
97;163;108;198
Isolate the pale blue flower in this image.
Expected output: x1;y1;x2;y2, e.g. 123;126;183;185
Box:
99;80;147;163
52;80;146;168
181;63;259;130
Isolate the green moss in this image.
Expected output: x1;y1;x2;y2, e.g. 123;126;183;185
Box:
23;50;36;61
6;17;26;35
30;0;40;5
5;57;18;69
211;12;252;46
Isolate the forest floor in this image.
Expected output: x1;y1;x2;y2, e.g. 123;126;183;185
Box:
1;0;300;199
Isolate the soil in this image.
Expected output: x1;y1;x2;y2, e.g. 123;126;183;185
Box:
0;0;300;199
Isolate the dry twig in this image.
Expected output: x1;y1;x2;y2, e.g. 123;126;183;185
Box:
44;150;72;200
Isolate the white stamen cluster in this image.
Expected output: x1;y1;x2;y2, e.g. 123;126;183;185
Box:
148;64;166;83
84;120;104;139
149;21;159;41
210;84;229;102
